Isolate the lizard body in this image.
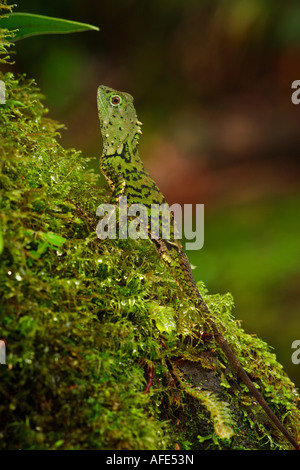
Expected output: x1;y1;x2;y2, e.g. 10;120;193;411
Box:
96;85;299;449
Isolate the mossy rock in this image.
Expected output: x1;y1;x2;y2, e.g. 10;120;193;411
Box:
0;1;299;450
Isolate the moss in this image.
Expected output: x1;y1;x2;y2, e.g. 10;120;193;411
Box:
0;1;300;450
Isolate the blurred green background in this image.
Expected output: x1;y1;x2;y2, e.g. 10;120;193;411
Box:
4;0;300;388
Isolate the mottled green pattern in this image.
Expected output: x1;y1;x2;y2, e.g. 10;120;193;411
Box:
97;85;299;449
97;85;199;300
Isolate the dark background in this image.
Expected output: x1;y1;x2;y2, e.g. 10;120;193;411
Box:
6;0;300;388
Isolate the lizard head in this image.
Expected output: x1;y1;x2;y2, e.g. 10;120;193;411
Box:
97;85;142;155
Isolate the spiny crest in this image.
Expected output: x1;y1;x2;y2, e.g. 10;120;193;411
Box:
97;85;142;155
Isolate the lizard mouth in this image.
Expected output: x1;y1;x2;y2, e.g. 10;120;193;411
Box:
97;87;108;121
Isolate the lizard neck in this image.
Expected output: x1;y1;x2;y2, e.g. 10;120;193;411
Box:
101;136;141;164
100;138;145;187
101;118;142;157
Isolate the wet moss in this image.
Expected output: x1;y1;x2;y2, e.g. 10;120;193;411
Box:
0;1;299;450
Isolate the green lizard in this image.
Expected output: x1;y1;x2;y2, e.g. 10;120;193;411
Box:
96;85;299;450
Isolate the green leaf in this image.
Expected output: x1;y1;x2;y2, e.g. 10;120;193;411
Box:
148;302;177;334
54;439;65;448
0;12;99;41
1;99;27;109
43;232;66;248
29;232;66;259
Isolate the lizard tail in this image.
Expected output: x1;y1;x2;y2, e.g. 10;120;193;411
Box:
197;298;299;450
152;231;299;447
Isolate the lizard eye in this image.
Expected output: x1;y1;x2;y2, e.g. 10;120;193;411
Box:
110;95;122;106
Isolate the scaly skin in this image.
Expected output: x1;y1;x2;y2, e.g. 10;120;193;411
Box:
97;85;299;449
